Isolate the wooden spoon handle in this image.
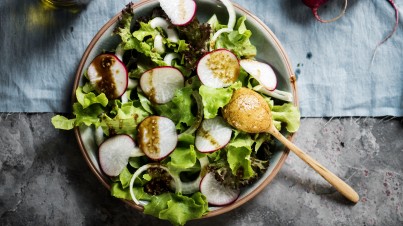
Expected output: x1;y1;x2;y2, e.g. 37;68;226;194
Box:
268;126;359;203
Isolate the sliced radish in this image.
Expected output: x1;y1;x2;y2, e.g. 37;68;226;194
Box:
137;116;178;160
240;59;277;91
99;134;144;177
197;49;240;88
150;17;179;43
158;0;196;26
87;53;128;99
195;116;232;153
200;172;240;206
140;66;184;104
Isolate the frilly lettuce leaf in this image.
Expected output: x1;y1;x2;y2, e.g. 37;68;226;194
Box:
75;87;108;109
144;192;208;226
100;101;150;136
226;132;255;179
51;115;76;130
215;16;257;58
154;86;195;131
271;103;301;133
110;182;152;201
199;81;242;119
72;102;104;127
167;145;197;174
51;87;108;130
132;22;160;41
114;9;166;66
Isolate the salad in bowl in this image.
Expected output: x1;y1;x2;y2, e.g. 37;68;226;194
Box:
52;0;300;225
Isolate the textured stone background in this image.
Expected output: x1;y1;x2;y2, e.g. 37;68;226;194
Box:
1;113;402;225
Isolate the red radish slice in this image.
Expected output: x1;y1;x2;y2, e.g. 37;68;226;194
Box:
195;116;232;153
150;17;179;43
138;116;178;160
99;134;144;177
240;59;277;91
159;0;196;26
87;54;128;99
140;66;184;104
197;49;240;88
200;172;240;206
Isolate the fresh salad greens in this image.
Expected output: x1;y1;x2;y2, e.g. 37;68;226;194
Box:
52;1;300;225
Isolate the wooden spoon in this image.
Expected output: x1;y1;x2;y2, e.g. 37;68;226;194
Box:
223;88;359;203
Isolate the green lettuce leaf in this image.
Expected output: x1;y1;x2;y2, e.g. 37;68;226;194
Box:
72;102;104;127
114;11;166;66
110;182;132;200
167;145;197;174
215;16;257;58
110;182;152;201
76;87;108;109
119;166;133;189
199;81;242;119
100;101;150;136
154;86;195;131
143;192;208;226
271;103;301;133
51;115;75;130
132;22;160;41
226;132;255;179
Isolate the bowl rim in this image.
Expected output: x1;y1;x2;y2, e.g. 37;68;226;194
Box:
73;0;298;219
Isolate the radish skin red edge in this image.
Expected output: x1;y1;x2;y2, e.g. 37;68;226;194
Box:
137;116;178;161
140;66;184;104
197;49;240;88
158;0;197;26
302;0;348;23
98;135;144;177
372;0;399;63
195;117;232;153
87;53;128;99
200;172;240;206
239;59;277;91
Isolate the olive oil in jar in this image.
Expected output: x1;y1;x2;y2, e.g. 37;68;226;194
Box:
41;0;91;12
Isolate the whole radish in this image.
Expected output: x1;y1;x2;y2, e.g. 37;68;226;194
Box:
302;0;348;23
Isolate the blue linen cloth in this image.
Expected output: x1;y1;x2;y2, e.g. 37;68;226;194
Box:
0;0;402;117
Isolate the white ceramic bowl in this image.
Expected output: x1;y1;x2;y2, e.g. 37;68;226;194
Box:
73;0;298;219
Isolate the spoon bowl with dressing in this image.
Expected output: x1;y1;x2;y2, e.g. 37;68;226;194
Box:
223;88;360;203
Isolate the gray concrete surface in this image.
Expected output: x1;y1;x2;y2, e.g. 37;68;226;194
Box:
1;113;402;225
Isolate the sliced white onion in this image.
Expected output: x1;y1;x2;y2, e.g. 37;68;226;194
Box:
253;85;293;102
129;164;181;205
150;17;179;43
163;53;180;66
180;156;209;194
154;34;165;54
